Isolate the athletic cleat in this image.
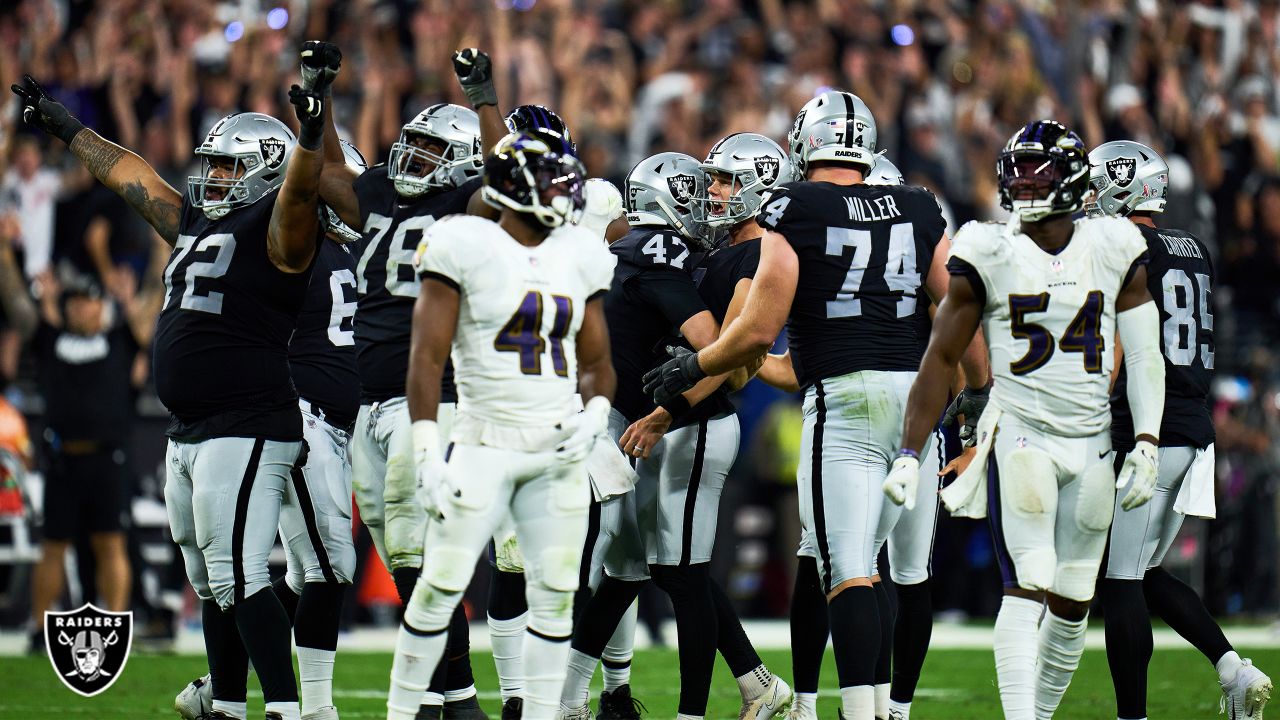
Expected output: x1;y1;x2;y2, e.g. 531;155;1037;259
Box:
557;703;592;720
501;698;523;720
195;713;240;720
740;676;793;720
302;706;340;720
416;706;442;720
597;685;646;720
444;696;490;720
176;674;213;720
1222;659;1272;719
784;702;817;720
265;713;284;720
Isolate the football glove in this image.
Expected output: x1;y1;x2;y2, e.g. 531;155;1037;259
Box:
1116;439;1158;511
642;346;707;407
288;84;325;149
556;396;611;464
883;452;921;510
10;75;84;145
942;381;991;447
412;420;450;520
300;40;342;94
452;48;498;108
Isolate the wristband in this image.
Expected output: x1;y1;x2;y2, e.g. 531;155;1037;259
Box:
896;448;919;460
57;118;87;147
298;122;324;151
661;395;691;418
411;419;441;459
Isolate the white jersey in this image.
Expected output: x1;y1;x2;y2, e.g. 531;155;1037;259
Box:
950;216;1147;437
417;215;616;439
578;178;625;240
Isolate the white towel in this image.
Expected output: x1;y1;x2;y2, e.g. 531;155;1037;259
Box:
939;406;1002;519
1174;443;1217;519
587;437;638;502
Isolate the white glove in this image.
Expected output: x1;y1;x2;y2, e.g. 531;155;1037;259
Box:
883;452;921;511
556;396;611;464
1117;440;1159;511
412;420;449;520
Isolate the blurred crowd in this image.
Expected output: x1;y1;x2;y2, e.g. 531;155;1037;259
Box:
2;0;1280;623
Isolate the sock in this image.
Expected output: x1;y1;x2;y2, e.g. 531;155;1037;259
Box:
233;588;298;705
560;648;599;710
652;563;717;715
794;692;818;715
676;715;704;720
263;701;301;720
294;582;345;713
1100;578;1151;719
444;604;476;693
571;576;643;658
392;566;421;607
874;683;890;718
994;595;1042;720
388;621;449;720
212;701;247;720
829;586;879;688
840;684;876;720
711;578;764;678
488;612;528;701
602;602;637;692
1217;651;1245;685
1034;610;1088;719
296;647;335;714
1143;567;1234;667
887;699;911;719
202;600;248;705
872;582;894;686
736;664;774;701
790;557;829;694
444;687;478;702
890;580;932;703
272;576;301;623
524;625;573;719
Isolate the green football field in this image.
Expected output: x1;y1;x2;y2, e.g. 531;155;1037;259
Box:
5;647;1277;719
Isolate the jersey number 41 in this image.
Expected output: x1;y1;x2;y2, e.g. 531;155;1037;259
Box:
494;290;574;377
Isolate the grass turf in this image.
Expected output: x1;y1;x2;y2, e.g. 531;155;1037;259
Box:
5;646;1277;719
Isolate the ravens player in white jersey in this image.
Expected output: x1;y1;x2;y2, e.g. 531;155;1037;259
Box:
644;91;987;720
1088;141;1271;720
885;121;1164;720
386;128;616;720
13;49;331;720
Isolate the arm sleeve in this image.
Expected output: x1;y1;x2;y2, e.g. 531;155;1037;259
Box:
1116;300;1166;440
629;269;708;328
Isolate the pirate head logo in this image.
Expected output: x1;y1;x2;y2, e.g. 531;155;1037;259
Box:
754;157;781;186
260;138;287;170
667;174;696;208
1106;157;1137;186
45;604;132;696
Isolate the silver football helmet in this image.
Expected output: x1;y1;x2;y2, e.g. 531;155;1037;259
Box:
1086;140;1168;217
864;153;904;186
188;112;296;220
694;133;794;230
787;90;877;176
325;140;368;242
387;103;483;197
625;152;708;245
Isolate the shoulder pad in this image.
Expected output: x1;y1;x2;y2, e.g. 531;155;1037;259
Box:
613;228;695;272
949;220;1009;264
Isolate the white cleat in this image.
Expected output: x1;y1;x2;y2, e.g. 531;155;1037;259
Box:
783;701;817;720
1222;659;1273;720
741;677;793;720
174;674;213;720
302;706;340;720
556;704;592;720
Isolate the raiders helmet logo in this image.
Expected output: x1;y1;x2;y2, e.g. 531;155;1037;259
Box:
754;157;781;185
45;603;133;697
1105;157;1137;186
667;174;696;206
260;138;287;170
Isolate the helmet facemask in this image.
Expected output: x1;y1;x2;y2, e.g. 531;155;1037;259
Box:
188;154;254;220
389;132;469;196
483;133;587;229
695;169;757;230
997;150;1087;222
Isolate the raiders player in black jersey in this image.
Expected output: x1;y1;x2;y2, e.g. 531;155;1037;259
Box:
14;45;332;720
644;91;987;720
1088;141;1272;720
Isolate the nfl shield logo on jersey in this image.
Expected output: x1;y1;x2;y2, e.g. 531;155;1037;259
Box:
1105;157;1136;186
45;604;133;697
667;174;696;206
260;138;287;170
755;157;780;185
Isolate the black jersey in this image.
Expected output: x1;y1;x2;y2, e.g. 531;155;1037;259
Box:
352;166;480;403
36;318;138;447
756;181;945;388
604;227;708;423
1111;224;1215;452
153;188;318;441
289;238;360;430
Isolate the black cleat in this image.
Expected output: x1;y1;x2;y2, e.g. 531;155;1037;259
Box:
416;705;442;720
443;695;489;720
597;685;645;720
500;697;522;720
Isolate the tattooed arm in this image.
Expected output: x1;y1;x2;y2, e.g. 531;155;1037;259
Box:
70;131;183;245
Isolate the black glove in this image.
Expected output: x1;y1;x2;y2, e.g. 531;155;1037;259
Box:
289;84;325;150
642;346;708;407
452;48;497;108
300;40;341;95
942;381;991;447
10;75;85;145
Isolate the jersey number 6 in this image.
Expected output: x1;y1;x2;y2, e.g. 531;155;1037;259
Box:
494;290;574;377
1007;291;1104;375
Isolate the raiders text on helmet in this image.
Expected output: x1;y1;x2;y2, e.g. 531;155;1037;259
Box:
1087;140;1169;217
997;120;1090;222
188;113;296;220
624;152;708;245
695;133;794;230
482;129;586;229
388;104;483;197
787;90;878;175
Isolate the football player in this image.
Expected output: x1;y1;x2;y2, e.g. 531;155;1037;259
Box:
885;121;1164;720
1089;141;1272;720
386;129;616;720
643;91;987;720
318;48;504;718
13;49;331;720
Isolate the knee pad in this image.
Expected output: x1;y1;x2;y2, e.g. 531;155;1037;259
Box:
1054;560;1101;602
493;529;525;573
550;471;591;515
1013;547;1057;592
423;543;479;593
383;451;417;505
535;546;582;593
404;583;463;631
1003;449;1058;516
1076;462;1117;532
524;582;575;639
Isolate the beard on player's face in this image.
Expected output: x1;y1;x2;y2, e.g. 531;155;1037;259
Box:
204;156;245;202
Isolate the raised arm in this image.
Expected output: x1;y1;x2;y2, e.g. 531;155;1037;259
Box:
12;76;182;245
266;83;329;272
452;49;506;155
303;41;361;230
